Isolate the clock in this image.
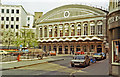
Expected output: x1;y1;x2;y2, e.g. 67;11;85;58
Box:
64;11;70;18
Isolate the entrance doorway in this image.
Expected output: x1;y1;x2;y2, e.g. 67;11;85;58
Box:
59;46;62;54
65;46;68;54
70;46;74;54
97;45;102;53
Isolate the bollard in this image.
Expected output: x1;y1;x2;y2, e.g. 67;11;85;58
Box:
17;54;21;62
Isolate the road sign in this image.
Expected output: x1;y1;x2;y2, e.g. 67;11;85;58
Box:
20;45;22;47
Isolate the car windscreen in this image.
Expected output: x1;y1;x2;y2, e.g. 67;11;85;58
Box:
50;51;55;53
74;56;85;60
93;53;101;55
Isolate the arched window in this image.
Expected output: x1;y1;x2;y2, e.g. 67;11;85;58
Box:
44;27;47;37
97;21;103;35
54;26;57;37
84;23;88;35
65;24;69;36
40;28;42;37
71;25;75;36
77;24;81;36
59;25;63;37
90;22;95;35
49;26;52;37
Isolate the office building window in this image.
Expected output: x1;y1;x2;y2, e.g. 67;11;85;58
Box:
16;25;19;29
11;25;14;29
1;9;4;13
11;17;14;21
11;9;14;13
16;32;18;36
1;24;4;29
16;10;19;14
6;17;9;21
16;17;19;21
6;9;9;13
6;25;9;29
1;17;4;21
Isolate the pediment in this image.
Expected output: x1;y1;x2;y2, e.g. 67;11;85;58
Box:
36;4;107;24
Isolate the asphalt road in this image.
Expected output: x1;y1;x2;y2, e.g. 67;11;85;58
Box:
2;56;109;76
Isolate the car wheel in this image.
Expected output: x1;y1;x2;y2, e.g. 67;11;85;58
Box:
71;64;74;67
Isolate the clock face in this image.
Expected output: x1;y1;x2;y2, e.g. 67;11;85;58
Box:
64;11;70;18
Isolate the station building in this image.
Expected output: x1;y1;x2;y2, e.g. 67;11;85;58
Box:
36;4;108;54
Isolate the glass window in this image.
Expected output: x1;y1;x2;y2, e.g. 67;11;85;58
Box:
11;17;14;21
84;24;88;35
90;45;95;52
28;24;30;26
11;25;14;29
11;9;14;13
71;25;75;36
16;25;19;29
98;25;102;35
16;17;19;21
54;26;57;37
49;26;52;37
16;10;19;14
91;26;95;35
1;17;4;21
113;40;120;63
40;28;42;37
1;9;4;13
28;17;30;20
6;9;9;13
6;17;9;21
44;27;47;37
6;25;9;28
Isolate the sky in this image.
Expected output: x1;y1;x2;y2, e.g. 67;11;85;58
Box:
1;0;109;15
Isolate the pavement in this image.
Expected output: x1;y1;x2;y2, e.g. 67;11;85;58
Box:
0;56;64;70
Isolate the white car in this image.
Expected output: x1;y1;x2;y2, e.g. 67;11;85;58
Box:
0;50;9;55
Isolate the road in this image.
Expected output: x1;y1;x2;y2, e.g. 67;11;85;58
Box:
2;56;109;76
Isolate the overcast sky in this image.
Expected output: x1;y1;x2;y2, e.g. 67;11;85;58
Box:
1;0;109;14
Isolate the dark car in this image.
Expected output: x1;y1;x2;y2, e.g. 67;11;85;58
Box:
71;55;90;67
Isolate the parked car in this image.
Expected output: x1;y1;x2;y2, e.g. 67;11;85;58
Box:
70;55;90;67
75;51;81;55
93;53;104;60
0;50;9;55
9;51;25;56
49;51;56;56
89;56;96;63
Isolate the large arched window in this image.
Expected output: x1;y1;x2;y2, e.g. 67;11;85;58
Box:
44;27;47;37
65;24;69;36
77;24;81;36
59;25;63;37
97;21;103;35
84;23;88;35
71;24;75;36
49;26;52;37
54;26;57;37
90;22;95;35
40;27;42;37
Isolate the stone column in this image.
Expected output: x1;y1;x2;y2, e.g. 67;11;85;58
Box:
102;18;107;36
81;22;84;35
63;24;65;36
42;27;44;38
88;21;90;35
74;44;76;53
62;44;64;54
68;44;70;54
57;45;59;54
47;26;49;37
95;44;97;53
57;25;60;37
52;25;54;37
75;23;77;36
69;24;71;36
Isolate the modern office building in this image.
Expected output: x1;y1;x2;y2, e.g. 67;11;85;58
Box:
108;0;120;76
36;4;108;54
26;13;34;29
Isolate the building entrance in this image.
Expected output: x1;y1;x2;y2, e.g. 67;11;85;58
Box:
65;46;68;54
59;46;62;54
97;45;102;53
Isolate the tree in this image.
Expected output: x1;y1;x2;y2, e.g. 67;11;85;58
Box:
2;28;15;49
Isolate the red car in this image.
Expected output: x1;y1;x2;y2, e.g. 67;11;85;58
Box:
49;51;56;56
75;51;81;55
